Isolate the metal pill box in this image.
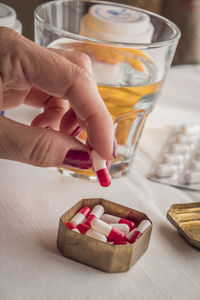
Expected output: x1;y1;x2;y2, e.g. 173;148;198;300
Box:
57;198;152;272
167;202;200;250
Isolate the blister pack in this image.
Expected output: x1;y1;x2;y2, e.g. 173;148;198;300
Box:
148;123;200;190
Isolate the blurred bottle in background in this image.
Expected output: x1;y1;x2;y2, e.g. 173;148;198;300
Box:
0;2;22;34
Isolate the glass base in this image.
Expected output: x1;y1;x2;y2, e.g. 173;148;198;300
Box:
58;155;132;181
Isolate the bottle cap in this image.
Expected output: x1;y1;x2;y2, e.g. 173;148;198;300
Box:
80;4;154;43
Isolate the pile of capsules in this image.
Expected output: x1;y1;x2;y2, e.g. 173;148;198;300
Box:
148;123;200;190
64;204;151;245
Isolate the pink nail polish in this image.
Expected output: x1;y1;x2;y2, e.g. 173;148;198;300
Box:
63;149;92;169
91;150;111;187
113;138;117;159
71;125;82;137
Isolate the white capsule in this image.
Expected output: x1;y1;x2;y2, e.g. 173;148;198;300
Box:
110;223;130;235
90;205;104;219
163;153;184;165
71;207;91;226
91;218;111;236
126;220;151;243
180;124;200;136
85;204;105;226
86;228;107;242
91;218;125;242
91;150;106;171
137;220;152;232
169;143;190;154
101;214;136;230
154;163;177;178
64;222;80;233
101;214;120;223
184;171;200;184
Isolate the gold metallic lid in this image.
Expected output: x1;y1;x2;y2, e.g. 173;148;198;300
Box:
167;202;200;250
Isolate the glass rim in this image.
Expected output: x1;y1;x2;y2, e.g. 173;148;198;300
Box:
34;0;181;49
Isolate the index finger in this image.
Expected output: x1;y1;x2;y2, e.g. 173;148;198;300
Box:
12;31;114;160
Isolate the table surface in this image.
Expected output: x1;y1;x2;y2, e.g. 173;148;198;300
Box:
0;65;200;300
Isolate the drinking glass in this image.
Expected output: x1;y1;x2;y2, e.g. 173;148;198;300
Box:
34;0;180;180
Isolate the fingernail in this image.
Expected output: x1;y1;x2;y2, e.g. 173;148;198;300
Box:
71;125;82;137
113;138;117;159
63;149;92;169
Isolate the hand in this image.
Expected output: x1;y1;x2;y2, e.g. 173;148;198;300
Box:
0;27;114;170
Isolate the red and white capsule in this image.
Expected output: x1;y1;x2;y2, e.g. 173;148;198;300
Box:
91;150;111;187
64;222;80;233
77;223;107;242
91;218;125;243
85;205;104;226
126;220;151;243
101;214;136;231
70;206;91;226
110;223;130;235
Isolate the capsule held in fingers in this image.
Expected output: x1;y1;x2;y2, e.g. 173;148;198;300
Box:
91;150;111;187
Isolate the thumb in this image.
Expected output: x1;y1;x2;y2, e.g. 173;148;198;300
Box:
0;116;92;169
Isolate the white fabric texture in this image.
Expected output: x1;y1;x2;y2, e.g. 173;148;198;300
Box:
0;65;200;300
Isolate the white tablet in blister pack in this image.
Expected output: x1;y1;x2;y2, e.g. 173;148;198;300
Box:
148;123;200;190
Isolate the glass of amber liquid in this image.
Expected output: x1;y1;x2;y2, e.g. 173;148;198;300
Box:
34;0;180;180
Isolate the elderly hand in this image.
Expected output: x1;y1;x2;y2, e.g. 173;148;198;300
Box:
0;27;114;176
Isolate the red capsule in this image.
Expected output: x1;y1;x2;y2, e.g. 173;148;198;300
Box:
84;205;104;226
64;222;80;233
126;220;151;243
91;150;111;187
101;214;135;231
77;223;107;242
91;218;126;243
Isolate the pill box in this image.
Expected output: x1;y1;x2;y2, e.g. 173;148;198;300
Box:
148;123;200;190
57;198;152;272
167;202;200;250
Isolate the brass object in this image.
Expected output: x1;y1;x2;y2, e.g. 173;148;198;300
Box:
167;203;200;250
57;198;152;272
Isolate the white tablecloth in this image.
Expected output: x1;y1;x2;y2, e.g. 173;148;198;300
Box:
0;65;200;300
